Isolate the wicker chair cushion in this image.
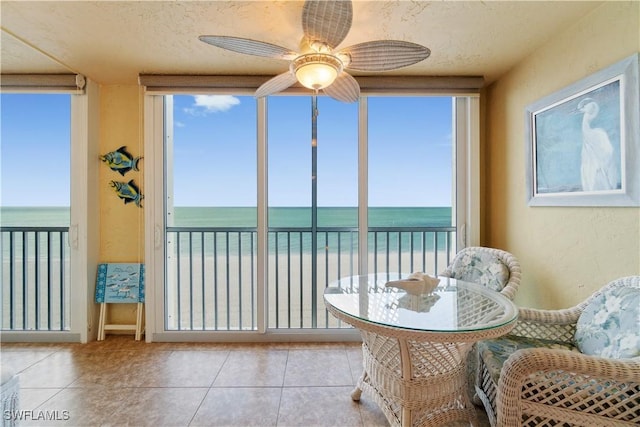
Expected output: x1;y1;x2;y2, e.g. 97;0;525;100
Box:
575;286;640;359
449;250;509;292
477;335;578;384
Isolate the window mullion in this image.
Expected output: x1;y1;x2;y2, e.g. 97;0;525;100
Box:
358;97;369;275
256;97;268;333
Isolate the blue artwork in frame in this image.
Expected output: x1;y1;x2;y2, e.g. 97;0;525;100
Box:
95;263;145;303
525;53;639;206
533;80;622;194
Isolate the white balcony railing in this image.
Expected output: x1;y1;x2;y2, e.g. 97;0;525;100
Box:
1;225;455;333
165;226;456;331
1;226;70;331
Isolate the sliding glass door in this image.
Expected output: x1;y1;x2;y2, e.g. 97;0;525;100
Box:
1;94;72;333
164;95;258;331
267;96;358;329
145;92;477;340
367;97;455;276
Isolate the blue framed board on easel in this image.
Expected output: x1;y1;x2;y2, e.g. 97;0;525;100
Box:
95;263;145;303
95;263;145;340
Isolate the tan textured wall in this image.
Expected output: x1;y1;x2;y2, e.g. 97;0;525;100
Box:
485;2;640;309
99;85;144;325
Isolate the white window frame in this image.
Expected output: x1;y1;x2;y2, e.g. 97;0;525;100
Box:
0;76;99;343
455;96;481;249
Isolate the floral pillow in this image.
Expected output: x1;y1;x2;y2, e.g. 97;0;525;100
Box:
575;286;640;359
450;250;509;292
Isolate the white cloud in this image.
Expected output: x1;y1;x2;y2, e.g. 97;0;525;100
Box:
185;95;241;115
175;121;185;128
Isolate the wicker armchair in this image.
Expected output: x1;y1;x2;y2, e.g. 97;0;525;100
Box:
440;246;522;403
440;246;521;300
475;276;640;426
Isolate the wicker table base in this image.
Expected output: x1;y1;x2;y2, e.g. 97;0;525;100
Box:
351;333;478;427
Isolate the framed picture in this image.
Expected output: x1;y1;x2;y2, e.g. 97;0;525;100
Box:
525;53;639;206
95;263;145;303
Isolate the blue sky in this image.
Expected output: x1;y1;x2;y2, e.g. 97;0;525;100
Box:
1;93;452;207
1;94;71;206
172;94;453;207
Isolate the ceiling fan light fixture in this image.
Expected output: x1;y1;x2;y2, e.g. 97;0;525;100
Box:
200;1;430;102
293;53;343;90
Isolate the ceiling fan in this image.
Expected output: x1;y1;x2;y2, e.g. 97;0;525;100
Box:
199;0;430;103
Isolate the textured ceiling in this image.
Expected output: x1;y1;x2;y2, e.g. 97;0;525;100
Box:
1;1;601;85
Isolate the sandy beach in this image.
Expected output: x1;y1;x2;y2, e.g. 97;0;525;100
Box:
166;249;452;331
1;258;70;331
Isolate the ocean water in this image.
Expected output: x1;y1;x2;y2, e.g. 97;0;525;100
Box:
1;206;453;255
170;206;452;228
170;207;453;254
1;207;71;227
1;206;452;228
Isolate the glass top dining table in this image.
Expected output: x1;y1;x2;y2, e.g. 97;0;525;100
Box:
324;273;518;335
323;273;519;427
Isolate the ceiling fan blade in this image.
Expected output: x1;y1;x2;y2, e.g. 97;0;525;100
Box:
323;72;359;103
255;71;298;98
199;36;297;60
302;0;353;49
339;40;430;71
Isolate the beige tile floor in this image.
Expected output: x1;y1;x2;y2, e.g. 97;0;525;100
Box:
1;336;490;426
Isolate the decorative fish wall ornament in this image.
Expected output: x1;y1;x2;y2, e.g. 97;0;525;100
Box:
100;146;142;176
110;180;144;208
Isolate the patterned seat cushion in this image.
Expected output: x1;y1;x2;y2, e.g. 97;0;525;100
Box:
477;335;579;384
575;286;640;359
450;250;510;292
